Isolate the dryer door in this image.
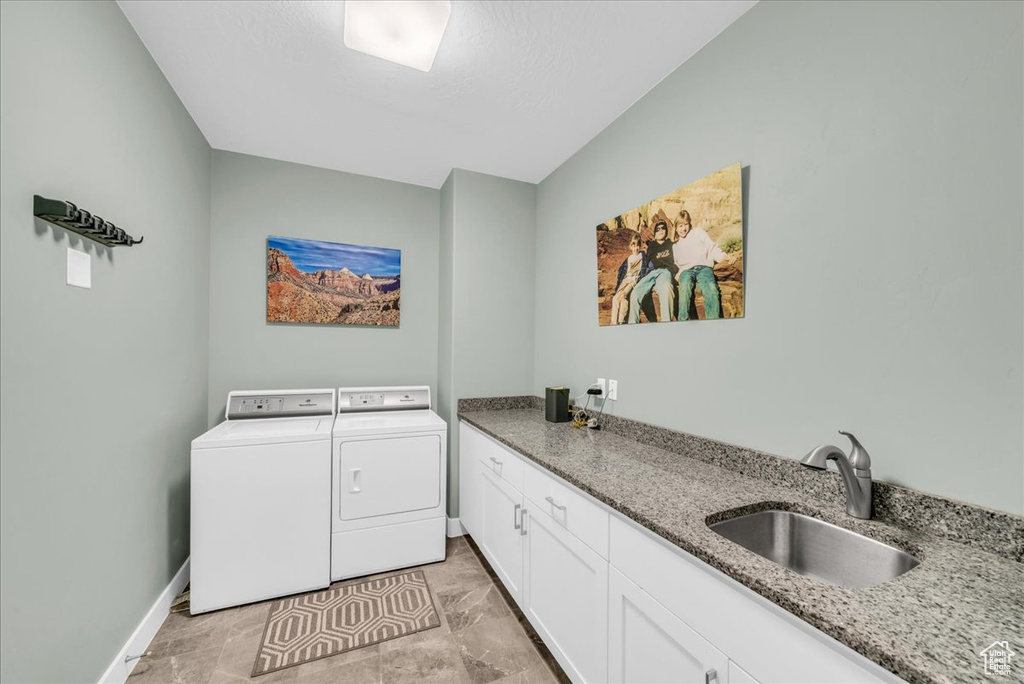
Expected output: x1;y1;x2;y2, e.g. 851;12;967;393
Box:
337;434;442;520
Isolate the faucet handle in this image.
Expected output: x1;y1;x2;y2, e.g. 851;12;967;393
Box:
838;430;871;475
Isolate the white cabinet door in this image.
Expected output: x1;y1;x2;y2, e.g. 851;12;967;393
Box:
729;661;760;684
479;464;525;601
608;566;728;684
523;499;608;684
458;422;483;538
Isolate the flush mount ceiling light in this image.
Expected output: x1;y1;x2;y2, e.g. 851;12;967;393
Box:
343;0;451;72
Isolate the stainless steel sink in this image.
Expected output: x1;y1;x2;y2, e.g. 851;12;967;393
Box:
709;510;920;589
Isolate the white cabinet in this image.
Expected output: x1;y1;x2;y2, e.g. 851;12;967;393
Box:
458;422;483;537
608;517;893;684
608;566;729;684
478;465;525;601
728;661;760;684
461;422;606;683
457;421;901;684
523;501;608;684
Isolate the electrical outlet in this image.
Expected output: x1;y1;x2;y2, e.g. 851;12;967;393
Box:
608;379;618;401
596;378;606;397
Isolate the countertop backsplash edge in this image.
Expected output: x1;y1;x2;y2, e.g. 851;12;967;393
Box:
455;396;1023;563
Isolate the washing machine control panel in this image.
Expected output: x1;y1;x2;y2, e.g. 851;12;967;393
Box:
337;386;431;412
237;397;285;414
348;393;385;408
226;390;335;419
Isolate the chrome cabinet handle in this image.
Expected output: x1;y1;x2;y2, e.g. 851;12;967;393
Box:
520;509;527;536
705;668;717;684
489;456;503;467
544;495;567;511
513;503;521;529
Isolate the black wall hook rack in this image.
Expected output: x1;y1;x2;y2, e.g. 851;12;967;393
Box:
33;195;143;248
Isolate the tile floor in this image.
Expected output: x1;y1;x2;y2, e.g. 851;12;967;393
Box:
128;536;569;684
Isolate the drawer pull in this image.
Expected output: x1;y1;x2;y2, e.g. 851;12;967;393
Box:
513;503;521;530
489;456;503;467
545;495;567;511
705;668;718;684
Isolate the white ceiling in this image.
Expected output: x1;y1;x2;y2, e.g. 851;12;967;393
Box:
118;1;756;189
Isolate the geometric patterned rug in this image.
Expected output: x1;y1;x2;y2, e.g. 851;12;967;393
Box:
252;570;440;676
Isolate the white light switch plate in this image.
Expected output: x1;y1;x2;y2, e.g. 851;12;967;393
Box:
67;247;91;289
608;379;618;401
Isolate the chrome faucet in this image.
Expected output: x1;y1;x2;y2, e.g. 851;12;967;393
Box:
801;431;873;519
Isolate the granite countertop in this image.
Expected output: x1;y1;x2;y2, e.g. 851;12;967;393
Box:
458;407;1023;684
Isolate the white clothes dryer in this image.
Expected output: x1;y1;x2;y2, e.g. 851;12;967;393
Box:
190;389;335;614
331;386;447;581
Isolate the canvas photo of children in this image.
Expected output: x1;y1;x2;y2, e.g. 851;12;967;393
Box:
595;163;744;326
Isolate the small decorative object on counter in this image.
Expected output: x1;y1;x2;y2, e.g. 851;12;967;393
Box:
545;387;570;423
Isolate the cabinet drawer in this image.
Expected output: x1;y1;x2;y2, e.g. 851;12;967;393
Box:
479;434;525;492
524;463;609;559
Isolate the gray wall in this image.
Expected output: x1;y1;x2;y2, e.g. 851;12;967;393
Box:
450;171;537;400
0;2;212;682
208;151;441;423
437;173;456;512
439;170;537;516
533;0;1023;514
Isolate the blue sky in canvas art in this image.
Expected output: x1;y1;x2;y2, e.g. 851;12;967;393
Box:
268;236;401;277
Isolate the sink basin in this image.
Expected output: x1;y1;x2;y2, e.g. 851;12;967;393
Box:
709;510;920;589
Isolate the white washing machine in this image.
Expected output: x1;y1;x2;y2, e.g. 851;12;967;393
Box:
190;389;335;614
331;386;447;581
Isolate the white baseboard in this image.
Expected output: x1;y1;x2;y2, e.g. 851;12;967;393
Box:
446;517;466;537
99;557;190;684
103;518;460;681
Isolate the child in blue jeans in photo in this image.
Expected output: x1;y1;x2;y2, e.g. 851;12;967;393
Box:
672;210;735;320
628;220;677;323
610;232;651;324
